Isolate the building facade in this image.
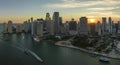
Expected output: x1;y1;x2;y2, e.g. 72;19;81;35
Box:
79;17;88;35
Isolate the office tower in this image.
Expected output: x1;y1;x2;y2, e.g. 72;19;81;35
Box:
118;21;120;34
23;19;31;33
32;20;37;35
46;13;54;35
59;17;62;26
36;20;43;37
96;21;101;35
79;17;88;35
3;22;8;33
7;20;13;33
108;17;112;33
59;24;67;35
112;22;117;35
23;21;28;32
64;21;69;35
16;24;22;33
90;23;96;35
69;18;77;35
28;19;31;32
31;17;34;35
45;13;53;35
102;17;107;34
53;12;60;35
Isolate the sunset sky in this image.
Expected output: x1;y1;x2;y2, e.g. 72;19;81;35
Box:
0;0;120;23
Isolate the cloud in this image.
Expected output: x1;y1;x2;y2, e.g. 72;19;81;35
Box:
87;7;120;11
86;11;120;17
44;0;120;8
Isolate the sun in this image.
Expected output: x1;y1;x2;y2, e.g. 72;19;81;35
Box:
90;19;95;23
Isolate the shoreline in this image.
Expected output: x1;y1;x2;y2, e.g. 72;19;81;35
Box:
55;41;120;60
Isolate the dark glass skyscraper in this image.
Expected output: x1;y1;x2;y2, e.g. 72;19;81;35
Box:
53;12;60;35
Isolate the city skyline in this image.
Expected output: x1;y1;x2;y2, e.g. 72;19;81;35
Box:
0;0;120;23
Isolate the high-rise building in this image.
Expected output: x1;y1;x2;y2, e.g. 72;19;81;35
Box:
45;13;53;35
7;20;13;33
31;17;34;35
69;18;77;35
32;20;37;35
36;20;43;37
59;17;62;26
28;19;31;32
96;21;101;35
102;17;107;34
108;17;112;33
23;21;27;32
79;17;88;35
64;21;69;35
3;22;8;33
118;21;120;35
16;24;22;33
90;23;96;35
53;12;60;35
112;22;117;35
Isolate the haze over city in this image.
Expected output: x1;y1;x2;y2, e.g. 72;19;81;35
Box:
0;0;120;23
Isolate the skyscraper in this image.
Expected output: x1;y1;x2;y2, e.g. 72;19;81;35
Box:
16;24;22;33
7;20;13;33
108;17;112;34
37;20;43;37
69;18;77;35
53;12;60;35
3;22;8;33
24;21;28;32
31;17;34;35
28;19;31;32
79;17;88;35
96;21;102;35
59;17;62;26
90;23;96;35
45;13;53;35
118;21;120;34
64;21;69;35
102;17;107;34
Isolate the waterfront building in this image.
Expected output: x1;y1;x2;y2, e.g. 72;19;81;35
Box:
23;21;28;32
7;20;13;33
3;22;8;33
32;20;37;35
53;12;60;35
69;18;77;35
16;24;22;33
45;13;54;35
36;20;43;37
31;17;35;35
27;19;31;32
79;17;88;35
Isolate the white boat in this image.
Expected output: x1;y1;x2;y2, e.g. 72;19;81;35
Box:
99;57;110;63
33;37;40;42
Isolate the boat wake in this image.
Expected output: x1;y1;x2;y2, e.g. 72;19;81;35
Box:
11;45;43;63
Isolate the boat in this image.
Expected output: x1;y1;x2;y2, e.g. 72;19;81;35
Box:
33;37;40;42
99;57;110;63
24;49;29;55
